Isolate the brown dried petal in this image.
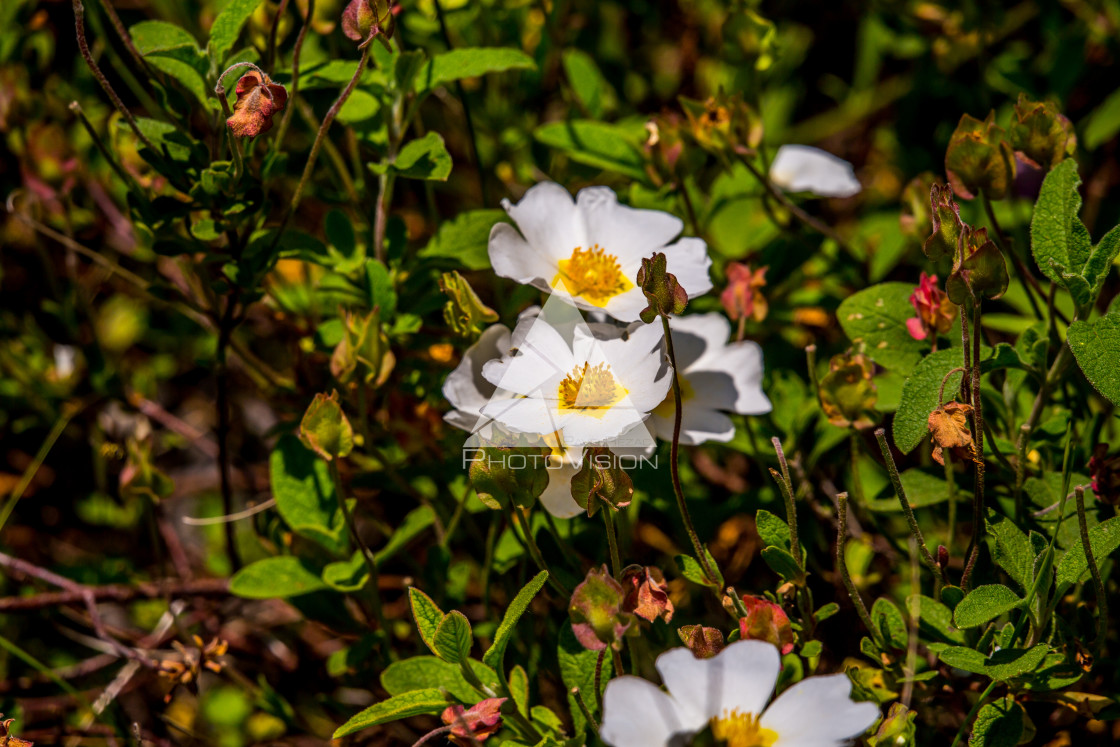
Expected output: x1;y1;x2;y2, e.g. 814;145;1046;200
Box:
928;401;976;465
227;71;288;138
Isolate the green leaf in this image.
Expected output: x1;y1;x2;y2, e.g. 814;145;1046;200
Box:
415;47;536;92
374;506;434;565
937;643;1049;680
1055;515;1120;594
562;49;614;118
483;571;548;674
230;556;329;598
1083;87;1120;150
954;585;1024;629
871;598;908;650
892;348;965;453
270;434;347;554
208;0;262;66
907;594;966;644
409;588;445;654
1068;311;1120;407
338;89;380;125
1082;225;1120;301
986;509;1035;593
969;696;1024;747
760;546;804;584
1030;158;1091;286
675;550;724;588
149;57;212;108
866;468;969;512
389;132;452;181
534;120;648;181
418;209;506;270
558;624;611;736
433;610;473;663
815;602;840;622
134;117;194;162
129;20;204;71
322;551;369;592
332;689;447;738
978;343;1030;374
381;656;499;703
509;665;530;716
837;282;931;371
364;258;398;319
755;509;791;550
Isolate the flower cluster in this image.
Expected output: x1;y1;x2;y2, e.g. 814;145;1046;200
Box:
443;182;772;516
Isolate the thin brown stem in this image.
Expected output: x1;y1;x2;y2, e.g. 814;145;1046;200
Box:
836;493;882;647
273;0;314;149
875;429;946;586
769;438;802;569
1076;485;1108;653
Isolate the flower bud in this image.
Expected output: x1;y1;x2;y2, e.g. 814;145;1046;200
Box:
636;252;688;323
620;565;673;623
905;272;956;342
1089;444;1120;505
678;624;725;659
818;352;877;430
720;262;768;323
899;173;937;243
331;308;395;386
468;445;549;510
867;703;917;747
569;565;633;651
440;271;499;338
944;111;1015;200
734;594;794;654
441;698;506;747
945;226;1009;305
1008;93;1076;171
299;391;354;461
571;447;634;517
341;0;394;47
923;183;963;262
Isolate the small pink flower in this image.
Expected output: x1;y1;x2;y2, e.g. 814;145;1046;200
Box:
906;272;955;342
737;594;795;655
720;262;768;323
441;698;507;746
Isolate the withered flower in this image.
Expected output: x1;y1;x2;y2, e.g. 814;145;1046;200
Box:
620;565;674;623
226;71;287;138
441;698;506;747
927;401;978;465
818;352;877;430
906;272;956;343
1089;444;1120;505
720;262;768;323
677;624;725;659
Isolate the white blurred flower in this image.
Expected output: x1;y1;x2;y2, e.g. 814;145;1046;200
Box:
488;182;712;322
769;145;861;198
646;313;771;444
480;314;671;448
600;639;879;747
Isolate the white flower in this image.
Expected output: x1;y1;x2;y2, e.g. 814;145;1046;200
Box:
768;145;861;198
480;314;671;448
442;322;586;518
647;313;772;445
488;182;713;322
600;640;879;747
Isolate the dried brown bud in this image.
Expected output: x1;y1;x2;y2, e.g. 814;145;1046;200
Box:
226;71;287;138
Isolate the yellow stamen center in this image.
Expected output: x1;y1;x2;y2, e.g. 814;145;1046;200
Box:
710;710;778;747
554;245;634;307
651;375;695;421
557;362;626;416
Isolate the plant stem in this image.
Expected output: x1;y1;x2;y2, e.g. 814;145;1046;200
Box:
770;437;802;569
836;493;883;648
72;0;156;152
875;429;945;584
432;0;488;206
740;157;852;253
509;507;570;598
603;508;623;580
593;649;606;712
981;191;1044;320
330;460;387;631
962;303;986;592
273;0;314;149
949;680;999;747
571;687;600;732
1076;485;1108;653
659;315;719;586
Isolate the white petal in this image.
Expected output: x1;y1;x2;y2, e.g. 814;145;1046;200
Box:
560;408;648;447
539;459;584;518
501;181;587;261
600;676;694;747
480;395;562;438
668;313;730;371
768;145;861;198
576;186;683;264
656;640;780;726
442;324;511;427
760;673;879;745
483;318;573;395
649;404;736;445
663;237;714;299
488;222;559;288
599;287;652;323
